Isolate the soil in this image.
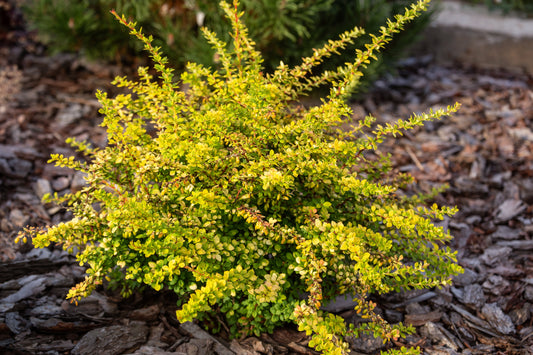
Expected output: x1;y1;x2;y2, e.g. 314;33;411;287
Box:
1;2;533;355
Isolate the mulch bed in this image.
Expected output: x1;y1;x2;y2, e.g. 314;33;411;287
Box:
1;5;533;354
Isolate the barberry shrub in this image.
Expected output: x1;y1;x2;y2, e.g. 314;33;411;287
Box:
19;0;462;353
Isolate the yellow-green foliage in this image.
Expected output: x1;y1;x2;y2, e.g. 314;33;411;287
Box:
19;1;462;353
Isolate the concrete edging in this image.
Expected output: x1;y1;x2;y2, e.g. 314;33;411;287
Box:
411;1;533;75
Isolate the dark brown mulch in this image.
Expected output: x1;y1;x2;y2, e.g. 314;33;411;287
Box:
1;7;533;355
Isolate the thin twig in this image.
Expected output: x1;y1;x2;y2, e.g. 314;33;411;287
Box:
404;145;425;171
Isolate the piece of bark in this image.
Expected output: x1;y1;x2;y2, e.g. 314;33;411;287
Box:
404;310;443;326
71;322;149;355
179;321;234;355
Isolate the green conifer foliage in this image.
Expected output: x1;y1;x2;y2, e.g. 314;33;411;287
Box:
19;1;462;353
21;0;334;65
22;0;432;80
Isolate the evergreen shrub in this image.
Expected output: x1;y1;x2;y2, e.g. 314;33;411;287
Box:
19;0;463;353
21;0;432;78
20;0;334;65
